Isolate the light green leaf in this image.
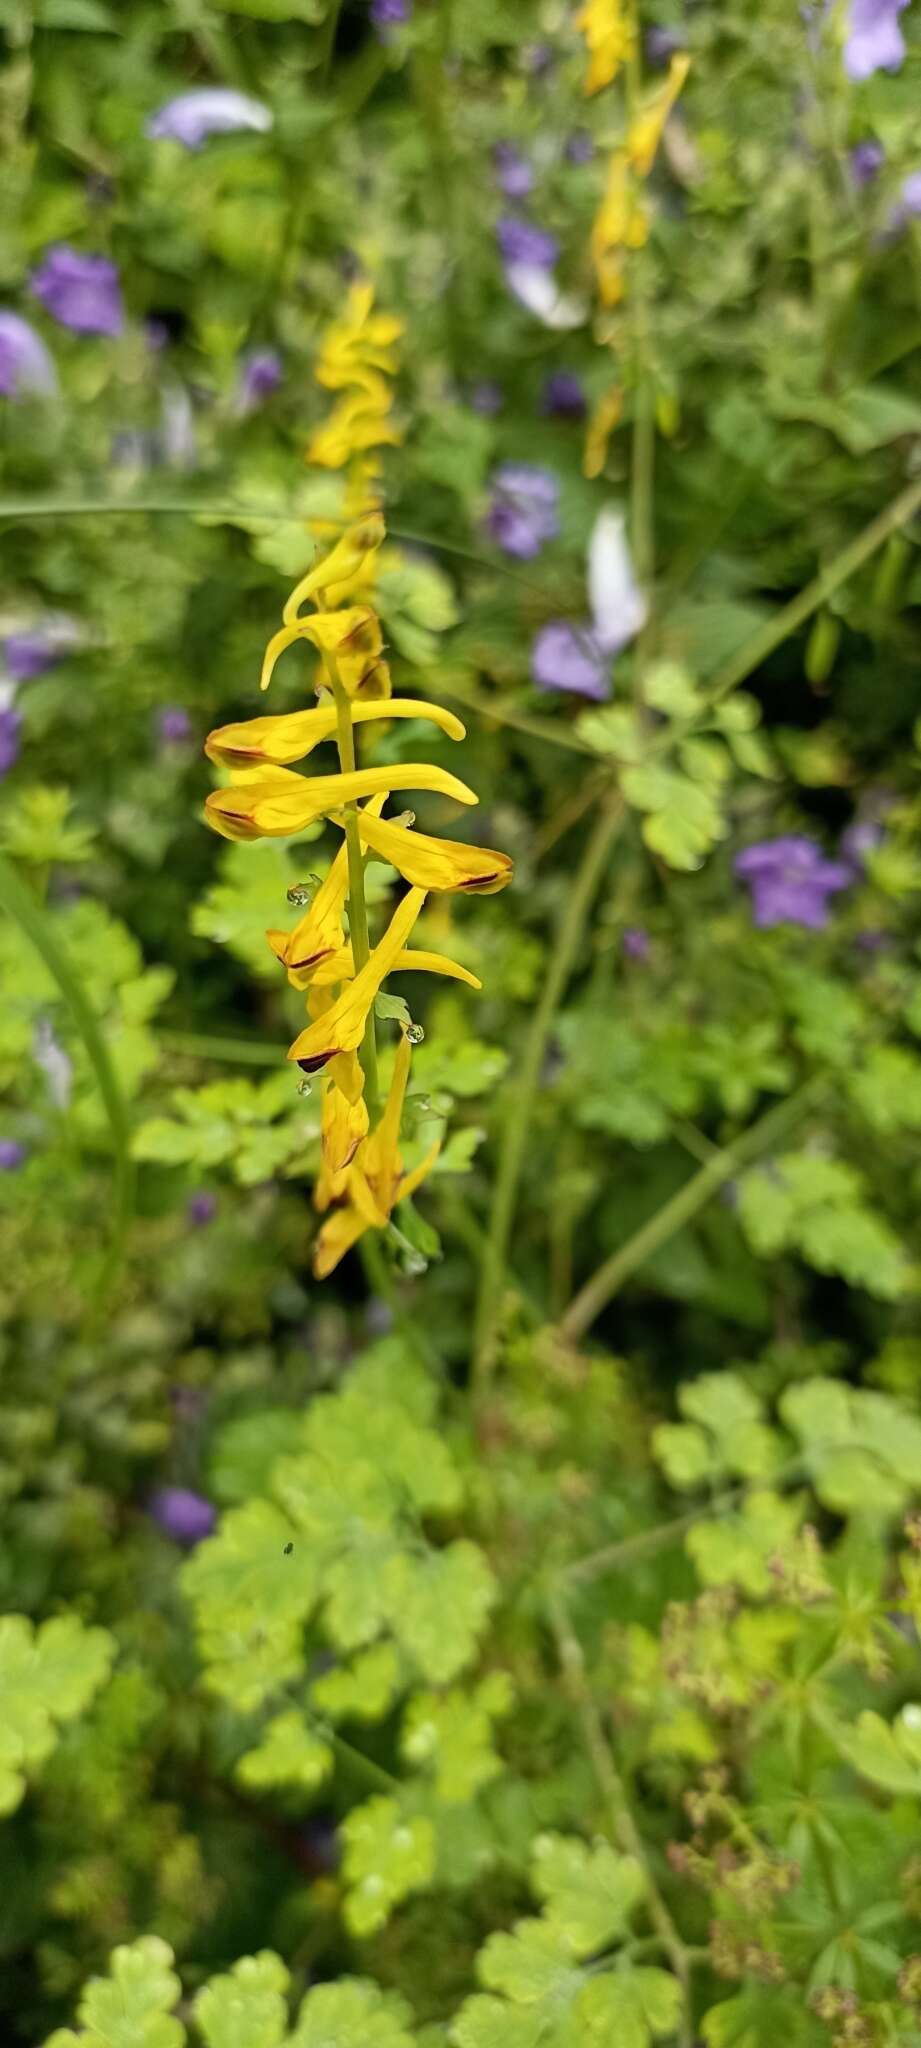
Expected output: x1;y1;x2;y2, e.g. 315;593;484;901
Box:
341;1797;435;1936
402;1677;511;1804
0;1613;115;1813
195;1953;290;2048
290;1978;416;2048
383;1541;496;1683
311;1643;403;1724
235;1712;332;1793
830;1707;921;1797
577;1967;683;2047
531;1834;645;1957
74;1938;183;2048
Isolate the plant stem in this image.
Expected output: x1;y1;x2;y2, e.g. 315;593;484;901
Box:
705;470;921;702
559;1076;825;1344
564;1452;809;1587
328;670;379;1119
472;792;625;1390
548;1587;692;2045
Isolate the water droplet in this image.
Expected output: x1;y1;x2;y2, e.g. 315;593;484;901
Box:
411;1094;432;1115
297;1077;313;1097
405;1022;425;1045
393;809;415;829
287;875;321;908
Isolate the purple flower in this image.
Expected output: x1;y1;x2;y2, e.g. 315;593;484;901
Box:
844;0;909;80
0;312;57;398
734;836;852;929
531;620;610;700
541;370;586;418
896;169;921;224
234;347;282;415
149;1486;216;1546
565;131;595;165
371;0;410;32
187;1190;218;1225
840;817;884;870
0;1140;26;1171
469;379;503;414
485;463;559;559
146;89;273;150
493;143;534;199
850;139;885;184
496;217;559;268
0;707;21;777
3;618;76;681
31;246;123;338
646;25;686;65
158;706;192;745
623;926;650;960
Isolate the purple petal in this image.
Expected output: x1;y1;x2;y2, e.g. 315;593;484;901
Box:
147;89;273;150
30;246;123;338
0;707;21;777
844;0;909;80
493;143;534;199
0;312;58;397
531;620;611;700
149;1486;216;1545
0;1139;26;1171
496;217;559;268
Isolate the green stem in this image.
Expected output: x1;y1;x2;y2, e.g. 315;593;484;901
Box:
564;1452;808;1587
0;849;134;1290
548;1587;692;2044
705;471;921;703
559;1076;825;1344
317;0;344;83
472;793;625;1390
328;671;379;1118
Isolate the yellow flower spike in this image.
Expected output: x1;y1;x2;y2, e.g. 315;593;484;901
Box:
591;150;649;308
583;384;625;480
204;761;478;842
575;0;636;93
627;52;690;177
287;887;427;1073
351;810;513;895
311;1029;441;1278
206;697;465;769
321;1060;370;1180
262;604;383;692
278;516;386;623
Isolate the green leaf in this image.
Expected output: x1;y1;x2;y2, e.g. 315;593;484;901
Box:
620;765;726;871
641;662;701;718
687;1489;807;1597
830;1707;921;1797
195;1953;290;2048
383;1541;496;1683
290;1978;416;2048
73;1938;183;2048
311;1644;403;1724
577;1968;683;2047
235;1712;333;1793
738;1152;907;1300
0;1613;115;1814
341;1797;435;1936
477;1919;583;2005
451;1999;545;2048
531;1834;645;1957
401;1677;511;1804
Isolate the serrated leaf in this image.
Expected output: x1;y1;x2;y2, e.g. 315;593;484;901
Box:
451;1998;544;2048
235;1712;332;1793
341;1797;435;1936
478;1919;583;2005
195;1953;290;2048
311;1643;402;1724
830;1707;921;1797
687;1489;806;1597
290;1978;416;2048
75;1938;184;2048
383;1541;496;1683
531;1834;645;1957
402;1679;510;1804
577;1967;682;2047
0;1613;115;1813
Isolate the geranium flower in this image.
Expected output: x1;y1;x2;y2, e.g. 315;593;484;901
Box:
844;0;909;79
493;143;534;199
485;463;560;559
734;836;852;928
146;89;273;149
31;246;123;337
531;506;646;699
149;1487;216;1545
0;312;57;397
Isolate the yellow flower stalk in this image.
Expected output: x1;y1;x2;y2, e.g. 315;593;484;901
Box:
202;498;512;1277
575;0;636;94
584;385;625;481
590;149;649;308
307;284;404;533
627;53;691;176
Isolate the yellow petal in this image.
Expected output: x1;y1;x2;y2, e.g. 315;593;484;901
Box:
627;53;690;176
397;1139;441;1205
353;811;510;893
392;949;482;991
206;763;478;842
321;1063;369;1179
287;887;427;1071
279;517;385;618
312;1202;370;1279
361;1031;412;1210
207;697;464;770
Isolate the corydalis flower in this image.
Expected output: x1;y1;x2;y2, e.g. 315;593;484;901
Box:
31;246;123;337
493;143;534;199
146;89;273;149
149;1486;216;1545
844;0;910;79
0;313;57;397
734;836;852;929
485;463;560;559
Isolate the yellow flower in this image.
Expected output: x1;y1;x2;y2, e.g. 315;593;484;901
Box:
575;0;636;94
351;809;513;895
308;943;482;993
204;761;478;842
312;1030;440;1278
206;697;466;768
627;53;690;177
307;284;403;559
287;887;427;1074
591;150;648;308
583;384;624;480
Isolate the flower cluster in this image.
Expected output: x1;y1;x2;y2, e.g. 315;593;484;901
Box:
576;11;689;476
307;282;403;532
203;511;512;1277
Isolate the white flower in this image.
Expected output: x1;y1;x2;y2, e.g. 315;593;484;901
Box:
587;506;647;653
503;262;587;330
146;90;273;150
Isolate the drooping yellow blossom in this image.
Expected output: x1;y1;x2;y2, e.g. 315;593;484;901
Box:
583;384;625;481
202;504;512;1276
575;0;636;94
590;150;649;307
627;53;691;176
313;1031;440;1278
